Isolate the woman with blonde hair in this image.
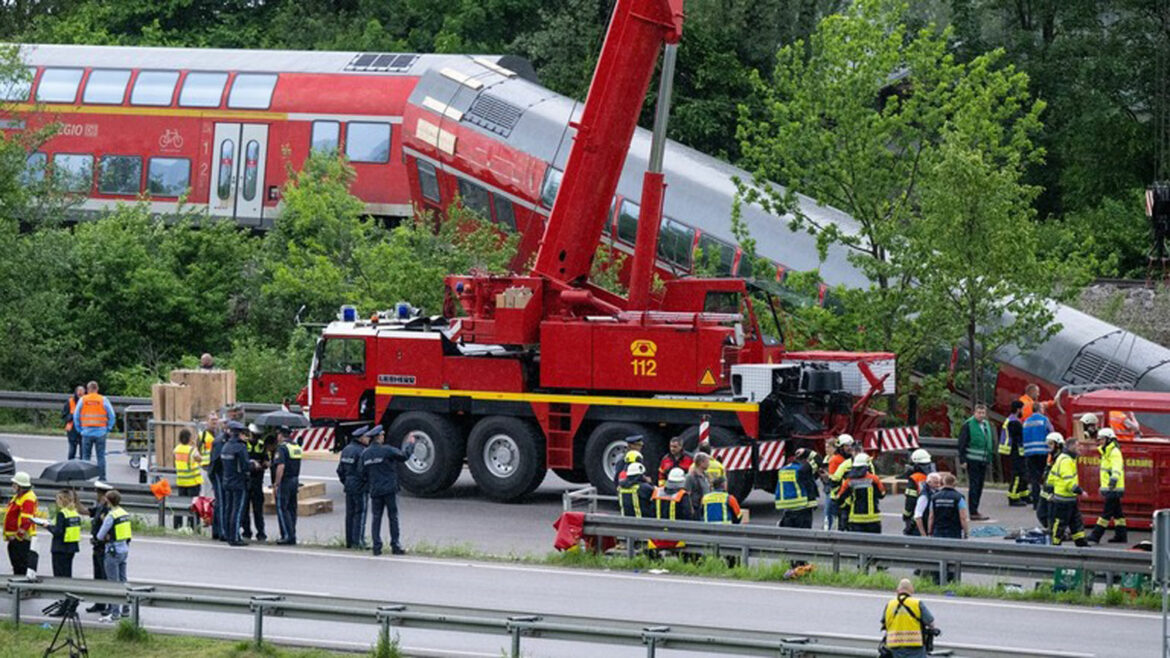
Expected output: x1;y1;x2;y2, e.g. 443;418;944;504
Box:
43;489;82;577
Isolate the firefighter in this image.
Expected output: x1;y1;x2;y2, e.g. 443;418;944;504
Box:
73;381;116;481
3;472;39;578
1036;432;1064;532
218;421;251;546
1021;402;1054;507
823;434;854;530
657;436;693;485
701;476;742;524
648;467;691;552
1108;410;1140;440
901;449;933;535
241;426;269;542
775;448;817;529
614;435;645;489
881;579;935;658
361;425;416;556
337;426;371;549
835;453;885;533
1089;428;1127;544
172;429;203;529
999;401;1029;506
1046;434;1088;547
618;462;655;518
272;427;302;545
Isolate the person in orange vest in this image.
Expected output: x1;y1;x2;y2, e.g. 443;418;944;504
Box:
62;385;84;460
1108;410;1140;440
3;472;39;578
73;381;116;481
1018;383;1053;420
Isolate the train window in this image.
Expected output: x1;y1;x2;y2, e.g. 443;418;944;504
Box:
227;73;278;109
492;193;516;231
36;68;84;103
697;234;734;276
82;69;131;105
617;199;640;244
147;157;191;197
540;167;562;208
179;72;229;107
658;218;695;267
22;153;46;184
416;160;440;202
0;66;35;101
130;70;179;106
601;199;616;236
457;178;491;218
217;140;234;200
98;155;143;195
52;154;93;193
310;121;339;153
242;140;260;201
345;122;391;163
737;253;755;279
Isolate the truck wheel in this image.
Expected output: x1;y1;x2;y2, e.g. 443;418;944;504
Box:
679;424;754;502
467;416;546;502
584;423;665;496
389;412;464;497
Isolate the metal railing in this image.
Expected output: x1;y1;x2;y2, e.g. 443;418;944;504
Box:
3;576;1078;658
0;475;197;528
0;389;293;418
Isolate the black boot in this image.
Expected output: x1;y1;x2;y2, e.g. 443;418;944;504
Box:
1108;527;1128;543
1087;526;1105;544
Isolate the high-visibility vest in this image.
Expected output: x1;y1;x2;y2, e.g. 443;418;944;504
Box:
3;490;37;538
285;444;303;460
652;487;687;520
1049;452;1079;501
883;595;925;648
702;491;731;523
1099;441;1125;492
903;471;927;519
174;443;203;488
66;397;77;431
774;463;808;510
1109;411;1137;440
618;484;645;517
61;507;81;544
109;506;132;542
200;431;215;469
997;417;1019;455
845;476;881;523
78;393;110;428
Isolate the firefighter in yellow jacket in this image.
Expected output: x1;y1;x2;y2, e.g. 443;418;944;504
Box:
1045;435;1088;546
1088;428;1127;544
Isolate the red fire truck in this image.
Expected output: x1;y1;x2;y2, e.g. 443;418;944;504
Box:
300;0;900;501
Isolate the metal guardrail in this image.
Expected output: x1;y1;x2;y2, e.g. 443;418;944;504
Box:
0;475;197;528
2;577;1080;658
572;508;1151;587
0;389;293;418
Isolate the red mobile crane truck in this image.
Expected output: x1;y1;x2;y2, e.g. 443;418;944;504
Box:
300;0;898;501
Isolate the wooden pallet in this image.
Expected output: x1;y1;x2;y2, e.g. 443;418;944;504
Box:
262;481;326;506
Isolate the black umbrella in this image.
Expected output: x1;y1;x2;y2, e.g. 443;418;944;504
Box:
251;410;310;430
40;460;100;482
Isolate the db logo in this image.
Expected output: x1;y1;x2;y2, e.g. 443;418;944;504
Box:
629;340;657;377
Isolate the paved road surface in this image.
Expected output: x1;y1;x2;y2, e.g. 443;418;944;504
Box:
0;536;1155;657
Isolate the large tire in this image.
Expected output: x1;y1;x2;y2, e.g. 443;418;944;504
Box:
679;424;754;502
467;416;547;502
389;412;465;497
583;423;665;496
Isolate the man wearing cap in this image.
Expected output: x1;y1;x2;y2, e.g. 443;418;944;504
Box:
775;448;817;530
241;426;269;542
617;462;655;518
361;425;416;556
1089;427;1127;544
217;421;251;546
3;472;39;578
272;427;303;545
337;426;371;549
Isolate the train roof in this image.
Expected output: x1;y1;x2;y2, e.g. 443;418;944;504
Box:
14;43;513;77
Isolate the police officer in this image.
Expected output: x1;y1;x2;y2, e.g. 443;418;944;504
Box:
217;420;251;547
1046;434;1088;547
272;427;303;545
361;425;415;556
614;435;645;490
927;473;970;539
901;449;933;535
1089;427;1127;544
337;426;371;549
775;448;817;529
241;425;269;542
617;462;654;518
209;420;228;541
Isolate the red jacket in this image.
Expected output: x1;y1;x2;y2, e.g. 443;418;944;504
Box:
3;490;37;539
658;452;694;485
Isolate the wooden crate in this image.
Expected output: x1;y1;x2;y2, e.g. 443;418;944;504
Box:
262;481;326;507
151;383;192;469
264;495;334;517
169;369;237;420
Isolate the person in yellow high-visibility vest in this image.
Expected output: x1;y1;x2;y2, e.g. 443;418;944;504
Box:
173;429;204;529
1046;435;1088;547
3;472;39;578
1088;428;1127;544
95;490;132;621
881;579;935;658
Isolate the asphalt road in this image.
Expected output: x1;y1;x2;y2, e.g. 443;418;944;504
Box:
0;536;1157;657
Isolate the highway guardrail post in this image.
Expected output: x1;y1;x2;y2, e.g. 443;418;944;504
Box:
250;595;283;647
127;585;154;627
938;560;948;586
507;615;540;658
740;545;750;567
8;579;23;624
376;605;405;648
642;625;669;657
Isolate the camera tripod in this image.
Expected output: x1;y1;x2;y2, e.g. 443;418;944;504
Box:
42;594;88;657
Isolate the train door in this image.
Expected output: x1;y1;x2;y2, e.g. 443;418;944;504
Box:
209;123;269;226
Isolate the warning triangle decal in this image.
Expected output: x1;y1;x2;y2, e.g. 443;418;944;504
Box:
700;369;716;386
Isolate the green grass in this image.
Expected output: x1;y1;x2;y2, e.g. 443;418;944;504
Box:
0;621;356;657
0;422;62;437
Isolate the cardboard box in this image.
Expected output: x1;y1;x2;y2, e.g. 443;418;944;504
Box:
170;369;236;420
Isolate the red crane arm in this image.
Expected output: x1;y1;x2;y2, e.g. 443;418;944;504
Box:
531;0;684;285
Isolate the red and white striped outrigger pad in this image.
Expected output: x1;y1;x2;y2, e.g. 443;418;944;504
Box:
710;440;787;472
293;426;335;452
872;425;920;452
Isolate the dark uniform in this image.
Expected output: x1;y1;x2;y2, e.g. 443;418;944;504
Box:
242;435;269;541
361;426;414;555
617;475;655;518
928;488;965;539
209;430;227;541
337;429;369;549
835;465;885;533
218;424;251;545
901;468;929;535
272;434;303;545
85;495;110;613
775;458;818;529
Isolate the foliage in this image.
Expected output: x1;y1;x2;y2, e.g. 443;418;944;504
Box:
114;619;150;643
588;242;628;296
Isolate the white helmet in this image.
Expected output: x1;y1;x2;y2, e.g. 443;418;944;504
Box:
1046;431;1065;445
1080;413;1099;426
626;462;646;477
667;467;686;485
852;453;870;467
836;434;855;447
1098;428;1117;440
910;448;932;464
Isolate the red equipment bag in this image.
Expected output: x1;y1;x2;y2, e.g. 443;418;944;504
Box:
192;496;215;526
553;512;616;552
